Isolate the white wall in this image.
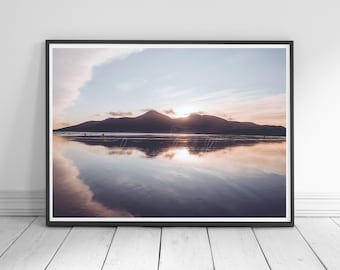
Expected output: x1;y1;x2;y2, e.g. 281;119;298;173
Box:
0;0;339;193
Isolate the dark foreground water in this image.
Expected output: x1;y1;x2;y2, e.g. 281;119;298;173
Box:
53;133;286;218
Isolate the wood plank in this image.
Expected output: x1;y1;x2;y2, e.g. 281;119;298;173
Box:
295;217;340;269
47;227;115;270
333;217;340;227
102;227;161;270
254;227;325;270
0;217;70;270
0;217;35;256
208;227;269;270
159;227;214;270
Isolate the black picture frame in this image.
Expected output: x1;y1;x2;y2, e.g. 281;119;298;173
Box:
46;40;294;227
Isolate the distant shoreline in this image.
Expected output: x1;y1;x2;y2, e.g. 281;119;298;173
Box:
53;131;286;139
53;131;286;137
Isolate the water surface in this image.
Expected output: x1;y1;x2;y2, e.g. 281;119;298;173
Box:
53;133;286;218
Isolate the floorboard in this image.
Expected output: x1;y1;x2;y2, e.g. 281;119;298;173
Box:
208;227;270;270
254;226;325;270
0;217;70;270
0;217;35;257
46;227;115;270
295;217;340;269
332;217;340;227
1;217;340;269
102;227;161;270
159;227;214;270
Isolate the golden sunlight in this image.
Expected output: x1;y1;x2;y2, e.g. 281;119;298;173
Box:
174;105;199;118
172;148;197;162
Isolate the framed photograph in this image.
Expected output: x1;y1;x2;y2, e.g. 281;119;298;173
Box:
46;40;294;226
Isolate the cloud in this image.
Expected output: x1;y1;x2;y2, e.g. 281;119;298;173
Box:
193;141;286;175
211;93;286;126
235;94;286;126
60;122;71;127
217;112;228;117
140;108;154;112
215;112;233;120
191;88;241;103
195;111;205;115
108;111;133;117
114;80;148;92
163;109;175;115
53;47;143;125
53;136;132;217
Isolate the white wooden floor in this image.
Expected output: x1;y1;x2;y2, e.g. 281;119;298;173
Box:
0;218;340;270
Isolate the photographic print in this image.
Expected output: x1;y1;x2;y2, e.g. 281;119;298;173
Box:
47;41;293;226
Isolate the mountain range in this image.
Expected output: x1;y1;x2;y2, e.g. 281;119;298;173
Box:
56;110;286;136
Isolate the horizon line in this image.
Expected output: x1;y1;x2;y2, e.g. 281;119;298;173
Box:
54;109;286;130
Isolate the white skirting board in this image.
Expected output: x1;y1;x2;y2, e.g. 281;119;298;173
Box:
1;191;340;217
0;191;45;216
295;193;340;216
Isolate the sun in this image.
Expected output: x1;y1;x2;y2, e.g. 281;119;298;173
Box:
173;148;197;162
174;105;199;118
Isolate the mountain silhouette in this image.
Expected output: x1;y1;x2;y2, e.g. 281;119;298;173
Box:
56;110;286;136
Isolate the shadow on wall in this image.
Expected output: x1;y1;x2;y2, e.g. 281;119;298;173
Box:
3;42;45;192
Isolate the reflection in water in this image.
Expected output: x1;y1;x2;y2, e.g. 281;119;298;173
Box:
53;133;286;218
53;137;132;217
65;133;285;158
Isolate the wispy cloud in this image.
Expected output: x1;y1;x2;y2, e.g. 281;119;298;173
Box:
215;112;233;120
163;109;175;115
108;111;133;117
195;111;206;115
140;108;154;112
213;93;286;126
191;88;241;103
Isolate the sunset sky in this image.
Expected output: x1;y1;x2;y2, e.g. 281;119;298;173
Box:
52;45;287;129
